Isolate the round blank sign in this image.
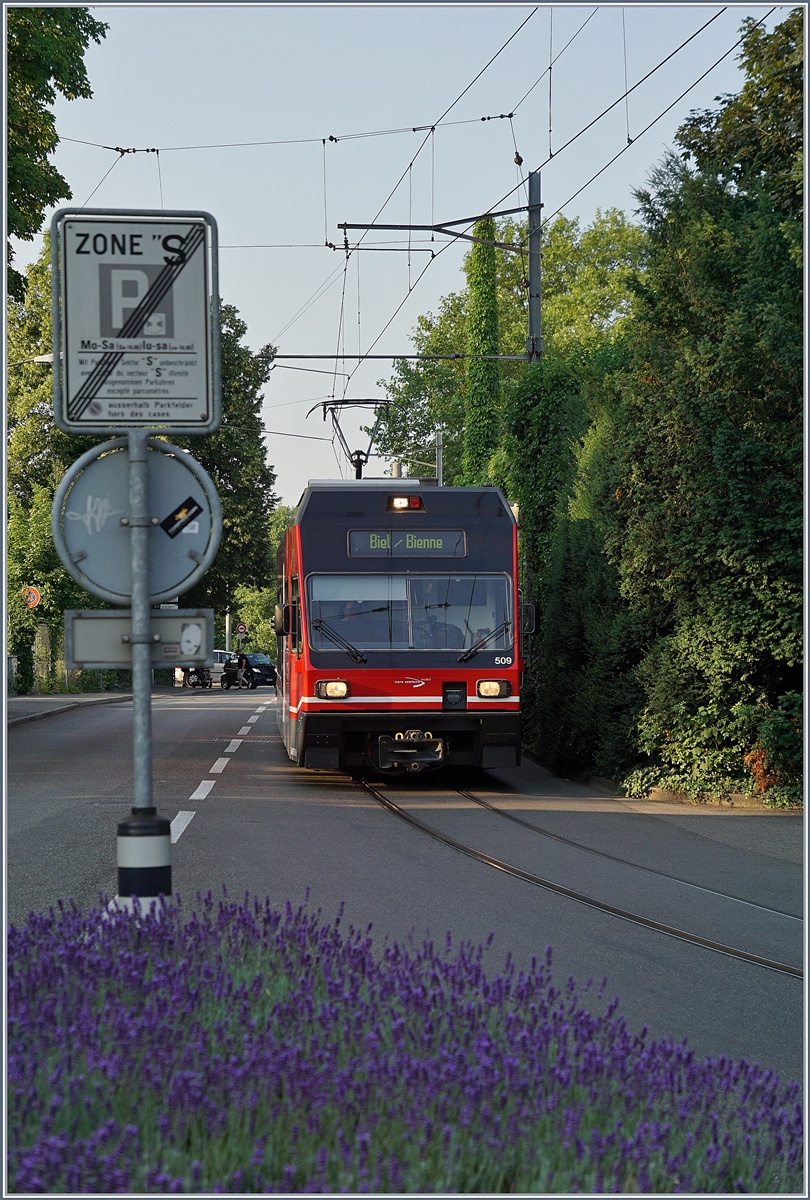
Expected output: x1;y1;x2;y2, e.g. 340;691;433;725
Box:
53;441;220;604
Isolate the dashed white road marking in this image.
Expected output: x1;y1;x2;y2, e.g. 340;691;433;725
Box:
210;757;230;774
247;715;259;724
255;707;266;714
170;811;196;843
189;779;215;801
224;739;242;753
238;726;252;735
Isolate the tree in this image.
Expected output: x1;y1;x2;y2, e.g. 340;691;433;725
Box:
164;304;280;614
230;504;295;653
7;7;107;299
599;10;803;804
7;234;100;507
462;217;500;483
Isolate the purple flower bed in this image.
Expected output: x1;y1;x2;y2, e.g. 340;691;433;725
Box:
7;893;802;1193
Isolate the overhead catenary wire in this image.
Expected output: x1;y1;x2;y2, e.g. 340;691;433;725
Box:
60;112;525;156
80;152;124;206
539;7;776;229
156;149;164;209
58;7;538;174
511;6;598;112
262;7;777;376
269;363;350;376
622;7;632;144
463;5;763;250
341;5;539;281
548;7;554;158
322;7;540;401
59;0;719;207
262;7;537;357
262;429;332;442
266;10;757;470
328;3;735;384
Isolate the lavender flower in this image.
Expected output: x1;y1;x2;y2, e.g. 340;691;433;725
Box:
7;894;802;1193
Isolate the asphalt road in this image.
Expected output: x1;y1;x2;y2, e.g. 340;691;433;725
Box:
6;689;805;1082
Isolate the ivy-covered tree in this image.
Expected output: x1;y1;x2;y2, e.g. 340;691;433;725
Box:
462;217;501;483
373;211;646;484
599;9;803;804
7;7;107;299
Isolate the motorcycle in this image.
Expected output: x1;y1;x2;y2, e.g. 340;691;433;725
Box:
187;666;213;689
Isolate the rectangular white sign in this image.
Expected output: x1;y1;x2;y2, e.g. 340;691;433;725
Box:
53;210;220;434
64;609;214;668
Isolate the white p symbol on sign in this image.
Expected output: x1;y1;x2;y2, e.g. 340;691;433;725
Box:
99;263;173;337
111;270;150;330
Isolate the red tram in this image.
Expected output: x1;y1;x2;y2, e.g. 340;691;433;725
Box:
274;479;523;773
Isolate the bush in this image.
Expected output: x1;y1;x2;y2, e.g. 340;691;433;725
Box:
7;895;802;1193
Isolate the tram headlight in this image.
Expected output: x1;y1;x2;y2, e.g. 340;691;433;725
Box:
476;680;511;698
315;680;350;699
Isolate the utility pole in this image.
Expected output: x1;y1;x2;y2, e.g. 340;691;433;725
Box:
436;431;443;487
526;171;542;361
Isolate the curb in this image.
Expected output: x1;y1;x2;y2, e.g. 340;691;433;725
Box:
8;693;133;728
520;749;798;812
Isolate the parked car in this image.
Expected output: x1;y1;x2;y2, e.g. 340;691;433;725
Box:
221;652;277;690
211;649;235;685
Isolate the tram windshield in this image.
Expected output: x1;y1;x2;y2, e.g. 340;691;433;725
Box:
306;574;511;652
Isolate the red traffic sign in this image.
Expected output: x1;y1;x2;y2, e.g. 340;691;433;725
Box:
22;586;41;608
236;622;247;635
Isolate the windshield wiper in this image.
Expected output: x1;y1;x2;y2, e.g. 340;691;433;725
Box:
312;618;367;664
458;620;511;663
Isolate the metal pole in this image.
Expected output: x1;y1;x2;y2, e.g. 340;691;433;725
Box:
526;171;542;361
115;431;171;912
226;610;232;652
436;431;443;487
128;432;154;814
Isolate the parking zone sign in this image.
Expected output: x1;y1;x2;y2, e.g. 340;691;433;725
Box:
52;209;220;434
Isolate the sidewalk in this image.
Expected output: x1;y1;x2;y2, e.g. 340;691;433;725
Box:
7;691;134;728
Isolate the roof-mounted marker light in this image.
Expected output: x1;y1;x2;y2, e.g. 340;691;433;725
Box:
388;495;425;512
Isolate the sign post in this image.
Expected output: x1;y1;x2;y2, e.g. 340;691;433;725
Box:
51;208;222;913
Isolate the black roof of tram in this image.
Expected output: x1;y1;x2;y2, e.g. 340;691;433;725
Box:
284;481;516;575
293;480;515;527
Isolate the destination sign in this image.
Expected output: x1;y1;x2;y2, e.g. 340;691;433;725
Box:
349;530;466;557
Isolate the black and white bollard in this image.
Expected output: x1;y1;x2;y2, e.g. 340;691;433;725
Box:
114;809;171;914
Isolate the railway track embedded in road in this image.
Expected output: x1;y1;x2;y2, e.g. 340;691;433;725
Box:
355;778;803;981
455;787;802;921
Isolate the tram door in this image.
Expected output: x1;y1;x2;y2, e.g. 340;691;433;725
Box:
287;575;301;758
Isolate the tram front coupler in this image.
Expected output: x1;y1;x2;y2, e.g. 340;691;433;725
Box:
377;730;444;772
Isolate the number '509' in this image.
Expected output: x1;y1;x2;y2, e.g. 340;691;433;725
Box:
494;656;512;665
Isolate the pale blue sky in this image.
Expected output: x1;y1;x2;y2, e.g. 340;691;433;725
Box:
14;3;785;504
